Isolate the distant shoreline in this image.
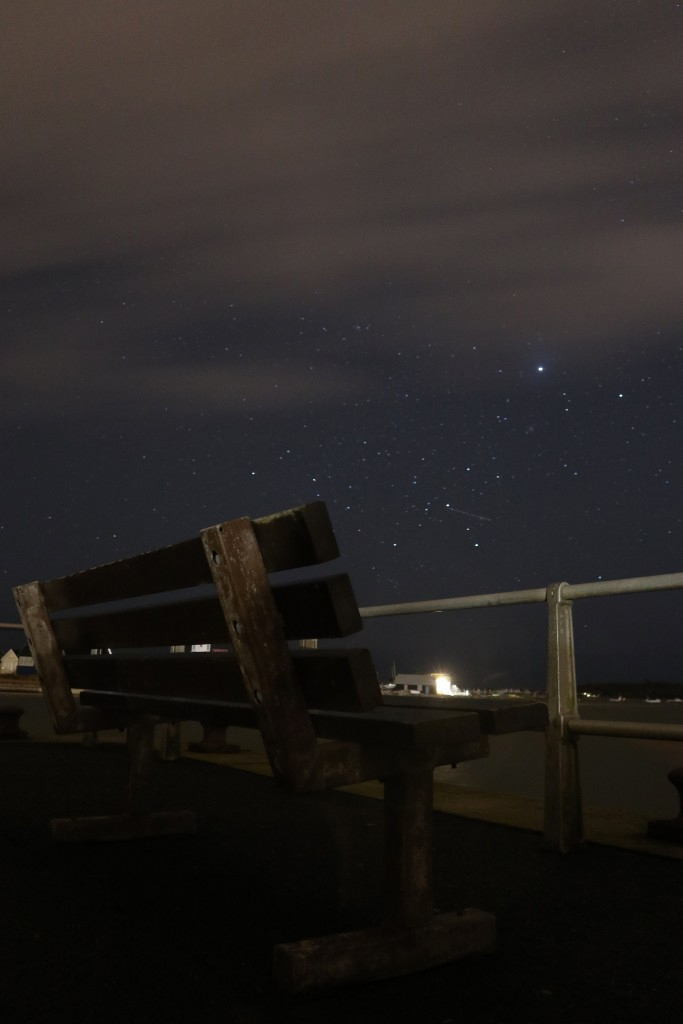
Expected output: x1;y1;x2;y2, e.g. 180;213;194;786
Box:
470;682;683;700
3;675;683;702
576;681;683;700
383;681;683;701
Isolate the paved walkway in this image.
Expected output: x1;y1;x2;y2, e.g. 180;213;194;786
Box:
1;741;681;1023
187;747;683;860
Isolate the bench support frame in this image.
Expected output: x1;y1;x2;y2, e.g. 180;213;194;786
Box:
275;768;496;991
51;717;196;842
14;502;528;988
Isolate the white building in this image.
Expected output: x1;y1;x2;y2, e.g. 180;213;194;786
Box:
388;672;467;696
0;649;34;675
0;649;19;675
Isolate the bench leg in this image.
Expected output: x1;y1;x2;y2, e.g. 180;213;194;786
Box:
274;769;496;992
157;722;182;761
647;766;683;843
51;719;196;842
383;769;434;927
0;705;27;740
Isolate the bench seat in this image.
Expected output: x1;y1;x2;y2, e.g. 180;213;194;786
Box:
79;688;484;764
382;693;548;734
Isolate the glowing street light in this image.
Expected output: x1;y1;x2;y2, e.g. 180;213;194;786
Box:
434;673;453;695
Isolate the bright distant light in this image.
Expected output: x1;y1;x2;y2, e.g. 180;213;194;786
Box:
434;674;452;695
537;365;544;372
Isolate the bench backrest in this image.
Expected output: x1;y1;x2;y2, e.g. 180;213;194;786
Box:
14;502;382;786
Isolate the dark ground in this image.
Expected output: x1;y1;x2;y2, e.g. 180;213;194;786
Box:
0;742;680;1024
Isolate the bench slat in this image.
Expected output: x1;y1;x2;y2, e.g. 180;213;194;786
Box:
40;502;338;612
80;690;261;728
269;574;362;639
66;649;381;712
41;538;209;612
200;517;324;787
79;690;482;752
52;574;362;650
251;501;340;571
309;705;482;750
382;694;548;734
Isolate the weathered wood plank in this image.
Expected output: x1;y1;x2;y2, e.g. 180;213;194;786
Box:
51;810;197;843
39;502;338;612
13;581;117;733
79;690;481;751
269;574;362;639
52;574;362;650
307;705;481;751
53;594;227;649
382;694;548;734
250;500;339;570
201;518;321;788
274;909;497;992
79;690;260;728
66;648;381;712
342;703;487;755
41;538;210;612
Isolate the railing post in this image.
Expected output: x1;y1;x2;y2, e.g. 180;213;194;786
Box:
544;582;583;852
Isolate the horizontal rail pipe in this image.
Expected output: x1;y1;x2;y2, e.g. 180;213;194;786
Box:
563;571;683;601
359;587;547;619
566;718;683;742
359;570;683;621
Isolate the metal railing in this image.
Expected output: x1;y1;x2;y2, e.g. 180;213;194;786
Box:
361;570;683;852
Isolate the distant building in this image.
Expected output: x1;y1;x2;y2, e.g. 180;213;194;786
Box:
17;647;35;674
1;648;34;675
387;672;468;696
0;649;19;675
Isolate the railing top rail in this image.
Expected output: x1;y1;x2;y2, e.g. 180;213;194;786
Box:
359;587;547;619
0;622;23;630
359;570;683;620
563;572;683;601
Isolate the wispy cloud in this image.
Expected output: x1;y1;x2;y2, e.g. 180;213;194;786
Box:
3;1;682;417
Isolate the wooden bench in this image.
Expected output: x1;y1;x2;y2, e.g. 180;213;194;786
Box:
14;501;546;991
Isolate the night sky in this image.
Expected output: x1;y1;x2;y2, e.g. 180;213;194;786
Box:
2;2;682;690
